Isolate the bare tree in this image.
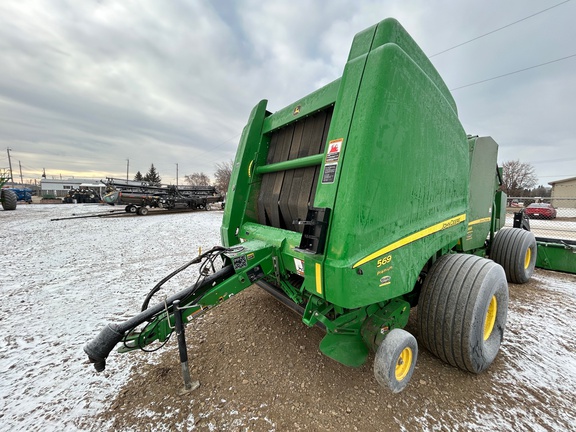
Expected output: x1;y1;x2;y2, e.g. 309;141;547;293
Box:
501;160;538;196
184;172;211;186
214;160;233;194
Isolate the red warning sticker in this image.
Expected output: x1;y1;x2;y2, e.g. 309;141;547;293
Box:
325;139;342;163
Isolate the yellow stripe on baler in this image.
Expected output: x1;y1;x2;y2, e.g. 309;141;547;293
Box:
315;263;323;295
468;216;491;226
352;214;467;268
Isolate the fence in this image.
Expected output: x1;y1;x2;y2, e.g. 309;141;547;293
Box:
506;197;576;241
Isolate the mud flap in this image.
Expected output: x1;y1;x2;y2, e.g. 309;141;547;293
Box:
319;333;369;368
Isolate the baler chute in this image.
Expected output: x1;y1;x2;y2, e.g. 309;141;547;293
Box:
85;18;536;393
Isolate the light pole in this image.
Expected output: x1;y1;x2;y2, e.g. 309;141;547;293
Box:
126;158;129;182
176;163;179;187
6;148;13;187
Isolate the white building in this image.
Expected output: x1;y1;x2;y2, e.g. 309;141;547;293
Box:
40;178;106;198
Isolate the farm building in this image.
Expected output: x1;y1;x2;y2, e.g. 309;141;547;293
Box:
549;176;576;208
40;178;106;198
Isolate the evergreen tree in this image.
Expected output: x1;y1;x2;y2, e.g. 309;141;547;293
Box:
133;171;143;182
143;164;162;186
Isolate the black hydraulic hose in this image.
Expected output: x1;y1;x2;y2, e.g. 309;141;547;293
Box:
84;264;234;372
140;246;227;312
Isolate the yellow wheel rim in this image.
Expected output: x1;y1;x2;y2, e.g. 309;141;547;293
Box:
395;347;413;381
484;296;497;341
524;247;532;269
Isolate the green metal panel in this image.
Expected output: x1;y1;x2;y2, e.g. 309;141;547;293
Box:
221;100;269;247
318;43;467;308
494;190;507;231
459;136;499;252
371;18;457;115
536;238;576;274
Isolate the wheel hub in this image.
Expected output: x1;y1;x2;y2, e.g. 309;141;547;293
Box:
395;347;412;381
483;295;497;341
524;247;532;269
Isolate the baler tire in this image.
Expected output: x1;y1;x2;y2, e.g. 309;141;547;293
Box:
417;254;508;374
490;228;536;284
1;189;17;210
374;328;418;393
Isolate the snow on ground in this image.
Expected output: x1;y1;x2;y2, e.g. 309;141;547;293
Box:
0;204;223;431
505;214;576;240
1;204;575;431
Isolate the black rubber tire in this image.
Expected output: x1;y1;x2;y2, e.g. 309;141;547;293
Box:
417;254;508;374
374;329;418;393
125;205;137;213
137;207;149;216
1;189;17;210
490;228;536;284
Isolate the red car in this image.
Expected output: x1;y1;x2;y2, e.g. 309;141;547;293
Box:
525;203;557;219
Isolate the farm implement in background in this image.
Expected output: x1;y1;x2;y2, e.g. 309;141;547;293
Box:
508;201;576;275
102;178;222;216
86;18;540;393
1;171;18;210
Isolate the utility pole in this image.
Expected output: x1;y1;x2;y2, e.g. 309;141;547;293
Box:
126;159;129;181
6;148;13;187
19;161;23;186
176;163;179;187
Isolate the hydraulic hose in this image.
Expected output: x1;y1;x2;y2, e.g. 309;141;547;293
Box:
84;264;234;371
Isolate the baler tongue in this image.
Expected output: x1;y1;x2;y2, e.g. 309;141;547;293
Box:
84;243;276;371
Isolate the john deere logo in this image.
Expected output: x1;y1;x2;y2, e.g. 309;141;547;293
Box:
293;105;301;115
380;276;391;285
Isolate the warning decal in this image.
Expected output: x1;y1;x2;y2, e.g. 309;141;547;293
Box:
322;138;343;184
294;258;305;276
322;163;337;184
325;139;342;163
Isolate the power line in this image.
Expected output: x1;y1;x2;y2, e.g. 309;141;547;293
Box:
429;0;572;58
450;53;576;91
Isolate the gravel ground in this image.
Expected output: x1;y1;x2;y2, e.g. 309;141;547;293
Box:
1;204;575;431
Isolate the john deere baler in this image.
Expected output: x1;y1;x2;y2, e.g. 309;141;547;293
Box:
85;18;536;392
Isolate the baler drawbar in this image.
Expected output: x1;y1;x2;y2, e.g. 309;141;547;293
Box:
85;18;537;392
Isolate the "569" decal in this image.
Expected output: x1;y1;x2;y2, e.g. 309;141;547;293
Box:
376;255;392;267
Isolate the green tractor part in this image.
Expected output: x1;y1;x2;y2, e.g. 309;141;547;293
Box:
510;209;575;275
85;18;537;392
536;237;576;274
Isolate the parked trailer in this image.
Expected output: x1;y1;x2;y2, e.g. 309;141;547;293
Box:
102;178;222;215
85;18;536;392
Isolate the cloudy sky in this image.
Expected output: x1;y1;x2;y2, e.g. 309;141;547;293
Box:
1;0;575;186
